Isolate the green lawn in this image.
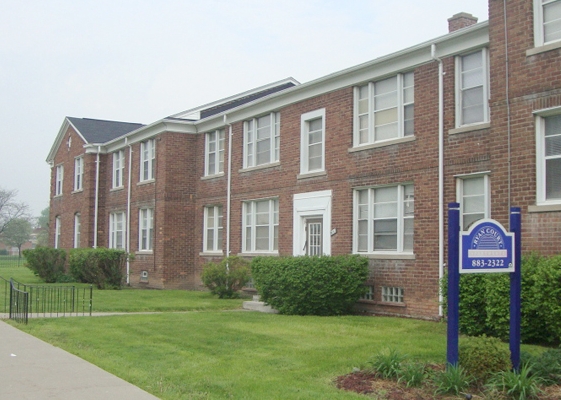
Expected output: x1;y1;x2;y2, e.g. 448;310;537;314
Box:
14;312;450;399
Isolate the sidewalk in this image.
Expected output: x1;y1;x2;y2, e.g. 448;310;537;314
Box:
0;320;159;399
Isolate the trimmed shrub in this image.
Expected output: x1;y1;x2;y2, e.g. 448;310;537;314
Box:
251;255;368;316
441;253;561;345
201;256;250;299
459;335;511;382
68;248;127;289
22;247;66;283
0;249;8;256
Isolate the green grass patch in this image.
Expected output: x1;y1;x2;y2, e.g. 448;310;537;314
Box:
14;313;448;399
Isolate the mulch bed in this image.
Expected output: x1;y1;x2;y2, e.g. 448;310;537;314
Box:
335;370;561;399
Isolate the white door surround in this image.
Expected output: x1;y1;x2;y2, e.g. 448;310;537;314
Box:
293;190;332;256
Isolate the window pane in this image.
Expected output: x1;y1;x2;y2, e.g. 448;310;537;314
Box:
462;87;484;124
545;135;561;156
462;69;484;89
464;213;485;229
462;51;482;73
375;186;397;202
546;158;561;199
544;1;561;42
464;195;485;213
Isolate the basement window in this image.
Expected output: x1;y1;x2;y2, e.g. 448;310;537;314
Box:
140;270;149;282
382;286;404;303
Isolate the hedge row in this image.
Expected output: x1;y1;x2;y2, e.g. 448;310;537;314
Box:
69;248;127;289
442;253;561;345
23;247;127;289
251;255;369;316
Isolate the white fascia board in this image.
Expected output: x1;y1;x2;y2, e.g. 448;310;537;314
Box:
102;118;197;153
46;117;88;164
169;77;301;120
195;22;489;132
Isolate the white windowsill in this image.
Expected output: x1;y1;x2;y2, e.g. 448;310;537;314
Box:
348;136;416;152
199;251;224;257
110;186;124;192
71;189;84;194
297;170;326;180
201;173;225;181
237;252;279;257
136;250;153;255
526;40;561;57
449;122;490;135
239;162;280;173
137;179;155;186
358;252;416;260
528;203;561;213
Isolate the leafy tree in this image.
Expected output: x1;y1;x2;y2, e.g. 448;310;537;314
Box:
2;218;32;258
0;187;29;234
36;207;49;246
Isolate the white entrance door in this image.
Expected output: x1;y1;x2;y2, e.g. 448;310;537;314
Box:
304;217;323;256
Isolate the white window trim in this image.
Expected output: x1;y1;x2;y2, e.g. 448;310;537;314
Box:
74;213;81;248
243;112;280;169
353;72;414;147
138;208;154;252
535;111;561;205
55;165;64;196
533;0;561;48
353;184;414;256
455;48;490;128
112;150;125;189
54;216;61;249
242;198;279;254
140;139;155;182
456;173;491;230
205;129;225;177
300;108;326;175
74;157;83;192
203;205;223;253
109;212;126;249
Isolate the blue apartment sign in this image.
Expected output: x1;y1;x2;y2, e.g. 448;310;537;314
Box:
460;219;515;273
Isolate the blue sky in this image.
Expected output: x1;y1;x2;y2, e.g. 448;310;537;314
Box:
0;0;488;216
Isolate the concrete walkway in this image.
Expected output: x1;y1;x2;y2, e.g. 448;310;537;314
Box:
0;320;159;399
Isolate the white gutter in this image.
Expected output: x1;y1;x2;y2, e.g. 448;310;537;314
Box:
126;138;132;285
93;145;101;248
225;115;232;261
432;43;445;316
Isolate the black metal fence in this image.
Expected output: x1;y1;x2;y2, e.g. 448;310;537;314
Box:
1;276;93;323
9;279;28;324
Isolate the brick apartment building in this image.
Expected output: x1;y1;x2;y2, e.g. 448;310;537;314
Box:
47;0;561;320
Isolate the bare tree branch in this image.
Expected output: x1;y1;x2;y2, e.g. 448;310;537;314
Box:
0;187;30;234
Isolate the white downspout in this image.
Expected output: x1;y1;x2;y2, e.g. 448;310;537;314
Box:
126;138;132;285
432;44;445;316
225;115;232;261
93;145;101;248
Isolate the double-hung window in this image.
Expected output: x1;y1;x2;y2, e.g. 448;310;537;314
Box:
109;212;126;249
300;109;325;174
55;165;63;196
205;129;225;176
354;72;414;146
204;205;223;252
354;184;414;254
74;157;83;191
456;49;489;127
534;0;561;47
457;175;489;230
536;113;561;204
140;139;155;182
112;150;125;188
243;112;280;168
74;213;81;248
242;198;278;253
139;208;154;251
54;216;61;248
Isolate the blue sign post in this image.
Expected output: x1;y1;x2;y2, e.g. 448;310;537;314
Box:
447;206;521;369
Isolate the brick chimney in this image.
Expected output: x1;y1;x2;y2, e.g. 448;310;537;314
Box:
448;12;478;32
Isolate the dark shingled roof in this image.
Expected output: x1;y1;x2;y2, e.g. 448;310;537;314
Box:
199;82;296;119
67;117;144;144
